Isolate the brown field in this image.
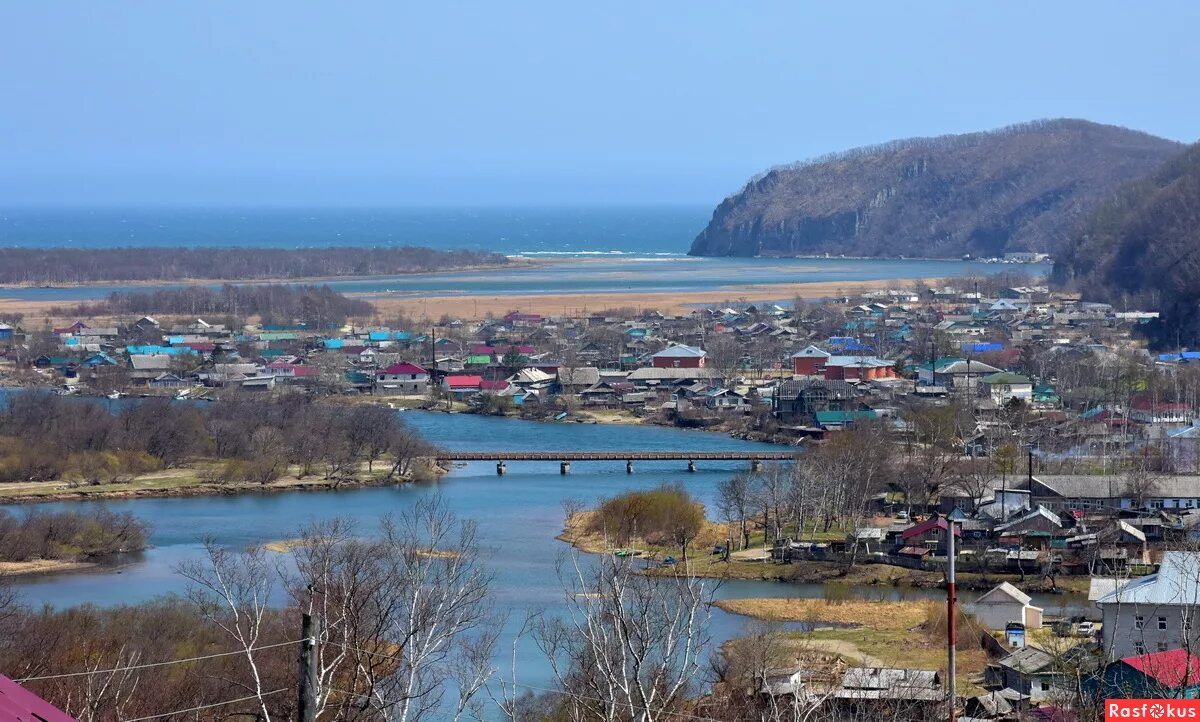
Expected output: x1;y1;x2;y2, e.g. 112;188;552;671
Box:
364;278;931;320
0;277;932;325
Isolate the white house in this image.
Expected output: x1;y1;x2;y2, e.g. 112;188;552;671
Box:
979;372;1034;405
1097;551;1200;659
376;362;429;395
972;582;1044;631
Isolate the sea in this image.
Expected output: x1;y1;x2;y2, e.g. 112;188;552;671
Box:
0;206;1049;302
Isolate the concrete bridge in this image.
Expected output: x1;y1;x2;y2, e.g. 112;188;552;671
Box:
435;450;797;475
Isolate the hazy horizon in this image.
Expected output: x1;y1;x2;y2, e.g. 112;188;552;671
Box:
3;2;1199;207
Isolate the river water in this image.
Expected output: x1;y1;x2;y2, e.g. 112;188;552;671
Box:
1;405;1084;687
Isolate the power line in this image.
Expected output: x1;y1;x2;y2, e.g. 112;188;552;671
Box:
123;688;289;722
327;643;726;722
15;640;302;682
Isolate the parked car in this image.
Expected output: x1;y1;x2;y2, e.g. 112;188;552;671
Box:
1077;622;1095;636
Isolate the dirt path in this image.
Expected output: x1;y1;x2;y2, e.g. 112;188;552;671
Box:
796;639;886;668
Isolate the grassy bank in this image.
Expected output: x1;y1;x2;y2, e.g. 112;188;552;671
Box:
0;559;97;576
557;511;1088;596
0;462;441;503
717;597;989;693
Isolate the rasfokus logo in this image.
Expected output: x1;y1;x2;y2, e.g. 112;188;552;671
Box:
1107;700;1200;720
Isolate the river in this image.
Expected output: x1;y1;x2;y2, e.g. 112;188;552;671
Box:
0;406;1085;688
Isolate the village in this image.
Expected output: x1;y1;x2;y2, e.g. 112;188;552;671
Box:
4;277;1200;719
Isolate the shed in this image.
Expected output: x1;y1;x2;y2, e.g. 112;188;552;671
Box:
972;582;1043;631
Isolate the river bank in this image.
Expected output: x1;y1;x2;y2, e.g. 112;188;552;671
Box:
0;559;98;576
0;463;444;504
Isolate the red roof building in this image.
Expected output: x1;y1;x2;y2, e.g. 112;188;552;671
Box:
445;375;483;389
0;673;79;722
379;362;427;376
1121;648;1200;688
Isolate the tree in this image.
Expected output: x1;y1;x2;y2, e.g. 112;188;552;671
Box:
525;553;713;722
717;473;758;552
589;485;706;562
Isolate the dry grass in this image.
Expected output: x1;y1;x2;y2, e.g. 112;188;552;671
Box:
0;559;97;576
262;539;307;553
715;598;929;630
718;597;990;693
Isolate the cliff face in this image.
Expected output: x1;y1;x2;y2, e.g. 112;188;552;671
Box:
690;119;1182;258
1053;141;1200;347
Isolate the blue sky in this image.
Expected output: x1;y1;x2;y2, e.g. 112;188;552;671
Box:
2;2;1197;206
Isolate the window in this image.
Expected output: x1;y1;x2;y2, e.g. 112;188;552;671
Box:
1160;617;1169;630
1159;642;1170;652
1135;642;1147;655
1185;616;1193;631
1135;616;1144;630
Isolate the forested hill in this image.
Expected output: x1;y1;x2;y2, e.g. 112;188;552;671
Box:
1053;140;1200;347
689;119;1182;259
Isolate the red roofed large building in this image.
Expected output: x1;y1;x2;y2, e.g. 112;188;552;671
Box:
1130;395;1194;424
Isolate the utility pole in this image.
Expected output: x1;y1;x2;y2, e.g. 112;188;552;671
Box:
298;613;319;722
946;519;957;722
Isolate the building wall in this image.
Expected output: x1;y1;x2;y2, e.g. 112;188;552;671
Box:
652;356;704;369
975;600;1028;631
1102;604;1200;658
793;357;824;375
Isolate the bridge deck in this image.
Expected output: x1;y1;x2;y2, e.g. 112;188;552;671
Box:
437;451;796;462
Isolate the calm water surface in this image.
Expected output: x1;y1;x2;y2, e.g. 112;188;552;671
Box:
1;404;1082;687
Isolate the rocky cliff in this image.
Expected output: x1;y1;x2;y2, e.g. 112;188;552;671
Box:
690;119;1182;258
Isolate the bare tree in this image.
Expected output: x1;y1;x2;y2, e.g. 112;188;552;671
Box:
177;541;281;722
528;553;713;722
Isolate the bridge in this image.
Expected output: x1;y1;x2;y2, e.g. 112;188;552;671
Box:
435;450;797;475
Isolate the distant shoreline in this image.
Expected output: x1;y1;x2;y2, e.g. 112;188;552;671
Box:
0;257;546;291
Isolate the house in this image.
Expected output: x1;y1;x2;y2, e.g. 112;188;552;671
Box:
991;647;1060;703
979;372;1034;404
1097;552;1200;658
791;345;832;375
994;505;1063;539
814;409;878;431
149;372;189;389
650;344;706;369
897;515;960;555
773;379;859;423
443;374;484;399
1030;474;1200;512
556;367;601;394
1095;648;1200;699
0;673;79;722
918;357;1002;392
376;362;429;395
972;582;1044;631
831;667;943;718
822;356;897;382
128;354;173;384
1130;396;1194;424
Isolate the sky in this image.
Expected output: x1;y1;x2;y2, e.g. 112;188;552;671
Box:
2;1;1198;207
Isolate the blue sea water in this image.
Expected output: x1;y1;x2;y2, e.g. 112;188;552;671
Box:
0;205;709;256
0;206;1049;304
